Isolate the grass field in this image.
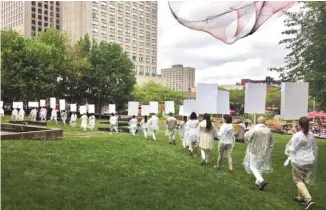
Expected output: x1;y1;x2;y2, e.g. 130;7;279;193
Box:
1;116;326;210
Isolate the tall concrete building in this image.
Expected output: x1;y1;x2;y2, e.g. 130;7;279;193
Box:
1;1;158;78
161;65;196;92
0;1;60;37
60;1;158;77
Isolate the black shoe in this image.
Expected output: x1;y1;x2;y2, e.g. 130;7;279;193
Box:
201;160;206;165
305;200;315;209
189;151;193;156
259;181;268;191
173;141;176;145
169;142;172;144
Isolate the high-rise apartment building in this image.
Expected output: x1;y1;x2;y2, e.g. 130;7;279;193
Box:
161;65;196;92
0;1;60;37
60;1;158;77
1;1;158;77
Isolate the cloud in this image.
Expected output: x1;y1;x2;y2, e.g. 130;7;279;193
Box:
157;1;297;85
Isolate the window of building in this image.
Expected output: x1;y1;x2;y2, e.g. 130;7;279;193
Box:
38;2;42;7
32;1;35;6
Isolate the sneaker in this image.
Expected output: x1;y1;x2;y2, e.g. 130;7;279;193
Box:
169;142;172;145
201;160;206;165
305;200;315;209
259;181;268;191
228;169;233;173
173;141;176;145
213;165;220;170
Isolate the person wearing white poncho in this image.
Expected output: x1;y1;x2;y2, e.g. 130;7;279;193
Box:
148;113;159;141
284;117;318;209
110;113;119;133
184;112;200;156
51;109;58;123
165;113;177;145
11;108;18;120
129;115;138;136
18;108;25;121
199;113;216;165
70;113;77;127
215;114;235;172
61;111;67;125
40;107;47;121
88;115;96;131
29;108;37;121
179;116;188;148
80;113;88;131
140;115;149;139
243;116;273;191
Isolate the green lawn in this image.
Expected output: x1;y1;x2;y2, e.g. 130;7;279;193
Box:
1;116;326;210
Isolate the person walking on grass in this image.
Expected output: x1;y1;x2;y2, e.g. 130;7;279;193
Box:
243;116;273;191
148;113;159;141
199;113;216;165
129;115;138;136
285;117;318;209
179;116;188;149
110;113;119;133
165;112;177;145
140;115;149;139
80;113;88;131
214;114;235;172
184;112;200;156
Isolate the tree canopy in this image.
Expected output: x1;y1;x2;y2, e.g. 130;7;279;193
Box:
269;2;326;110
1;29;136;112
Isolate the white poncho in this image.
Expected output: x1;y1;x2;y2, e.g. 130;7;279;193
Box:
184;120;200;145
285;131;318;185
81;115;88;130
88;115;96;130
165;116;177;136
243;124;273;174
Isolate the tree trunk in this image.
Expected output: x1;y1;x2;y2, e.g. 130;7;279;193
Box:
98;92;102;119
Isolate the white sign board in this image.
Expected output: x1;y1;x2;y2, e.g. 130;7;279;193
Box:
128;101;139;116
196;83;218;114
13;102;18;109
88;104;95;114
79;106;87;114
0;101;3;108
70;104;77;112
165;101;175;114
109;104;116;114
149;101;158;114
59;99;65;111
244;83;267;114
183;100;196;116
179;105;184;116
281;82;309;120
40;99;46;107
50;98;56;109
217;90;230;114
28;102;39;108
17;102;23;109
141;105;150;116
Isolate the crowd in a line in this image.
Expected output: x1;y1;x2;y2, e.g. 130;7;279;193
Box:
125;113;318;210
9;107;96;131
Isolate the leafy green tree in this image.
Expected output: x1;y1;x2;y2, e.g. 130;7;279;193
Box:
270;2;326;109
1;30;25;102
88;41;136;116
266;86;281;110
133;82;185;112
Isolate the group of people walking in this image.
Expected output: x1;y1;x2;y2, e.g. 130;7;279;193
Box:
127;112;318;209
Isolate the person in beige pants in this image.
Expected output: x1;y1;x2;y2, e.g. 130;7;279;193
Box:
285;117;318;209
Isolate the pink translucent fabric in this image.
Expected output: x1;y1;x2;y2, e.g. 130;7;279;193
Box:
168;1;295;44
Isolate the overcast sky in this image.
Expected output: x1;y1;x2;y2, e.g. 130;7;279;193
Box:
157;2;296;85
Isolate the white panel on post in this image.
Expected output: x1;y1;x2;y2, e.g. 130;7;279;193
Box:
88;104;95;114
165;101;175;114
183;100;196;116
59;99;65;111
0;101;3;108
196;83;218;114
28;102;39;108
109;104;116;114
40;100;46;107
50;98;56;109
13;102;18;109
179;105;184;116
281;82;309;120
18;102;23;109
141;105;150;116
244;83;267;114
217;90;230;115
149;101;158;114
128;101;139;116
79;106;87;114
70;104;77;112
